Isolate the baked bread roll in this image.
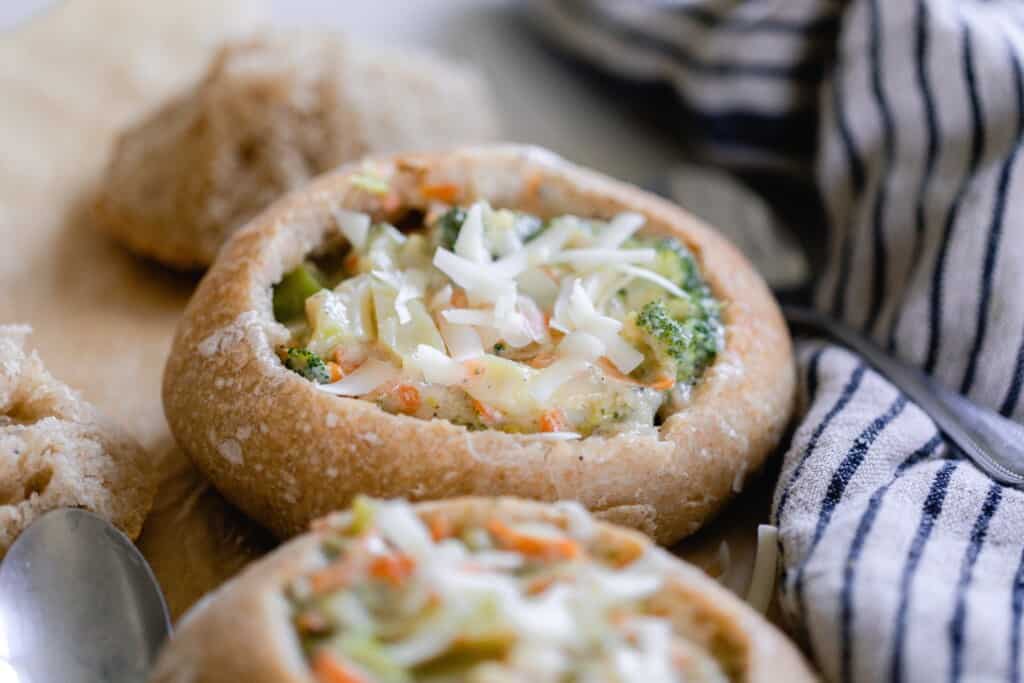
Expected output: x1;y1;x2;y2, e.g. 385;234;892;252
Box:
94;32;499;269
0;326;156;555
149;496;815;683
163;145;795;545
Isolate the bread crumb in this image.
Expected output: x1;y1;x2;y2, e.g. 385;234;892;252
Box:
217;439;243;465
732;462;748;493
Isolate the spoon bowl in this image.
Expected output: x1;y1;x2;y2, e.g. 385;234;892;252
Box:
0;508;170;683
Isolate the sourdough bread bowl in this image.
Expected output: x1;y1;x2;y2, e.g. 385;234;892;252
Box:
148;497;815;683
163;145;794;545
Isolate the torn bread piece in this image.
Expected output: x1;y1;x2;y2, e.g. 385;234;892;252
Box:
0;326;156;554
94;31;499;269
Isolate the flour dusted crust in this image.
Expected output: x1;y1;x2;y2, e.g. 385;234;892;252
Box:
0;326;156;555
94;32;499;269
148;497;815;683
163;145;795;545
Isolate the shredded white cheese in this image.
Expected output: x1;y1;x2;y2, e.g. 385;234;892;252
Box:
595;212;646;248
522;432;583;441
334;208;371;249
442;308;494;326
745;524;779;614
319;360;400;396
553;248;656;269
407;345;467;385
453;202;491;264
614;264;688;300
439;321;484;361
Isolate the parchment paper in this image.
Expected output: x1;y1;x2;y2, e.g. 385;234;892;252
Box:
0;0;771;621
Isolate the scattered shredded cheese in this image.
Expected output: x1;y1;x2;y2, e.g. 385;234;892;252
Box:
439;321;484;361
614;265;688;300
745;524;779;614
523;432;582;441
595;212;646;248
453;202;491;264
350;171;390;195
553;248;657;269
442;308;494;326
334;208;371;249
408;345;466;385
318;360;399;396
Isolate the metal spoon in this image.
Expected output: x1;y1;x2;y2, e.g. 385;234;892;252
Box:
0;508;170;683
784;304;1024;487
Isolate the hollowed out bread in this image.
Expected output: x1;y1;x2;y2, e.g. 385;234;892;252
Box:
0;326;156;555
163;145;795;545
148;497;816;683
94;32;500;269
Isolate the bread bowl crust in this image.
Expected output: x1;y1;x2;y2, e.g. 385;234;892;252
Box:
148;497;816;683
163;145;795;544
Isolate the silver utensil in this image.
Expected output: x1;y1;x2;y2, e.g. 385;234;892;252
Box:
784;304;1024;487
0;508;170;683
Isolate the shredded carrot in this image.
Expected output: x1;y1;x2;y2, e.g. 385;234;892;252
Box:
525;574;557;595
648;375;676;391
421;182;459;203
486;519;581;560
394;384;421;414
425;204;448;226
343;251;361;273
296;610;329;634
524;171;543;198
327;362;343;382
369;553;416;586
472;398;501;424
597;359;675;391
451;289;468;308
528;350;557;369
608;610;630;627
309;561;355;593
312;651;369;683
332;349;363;374
538;409;567;433
427;514;453;541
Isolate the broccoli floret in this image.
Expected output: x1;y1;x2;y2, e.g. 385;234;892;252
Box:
436;207;467;250
283;347;331;383
634;299;721;385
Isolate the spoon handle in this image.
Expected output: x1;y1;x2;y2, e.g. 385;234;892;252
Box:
782;305;1024;487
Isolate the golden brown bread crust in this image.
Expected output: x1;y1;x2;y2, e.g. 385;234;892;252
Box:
162;145;796;545
0;326;157;555
148;497;816;683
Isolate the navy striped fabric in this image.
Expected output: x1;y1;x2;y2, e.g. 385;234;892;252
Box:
530;1;1024;680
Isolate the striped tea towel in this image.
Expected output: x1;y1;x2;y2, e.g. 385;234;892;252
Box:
528;1;1024;681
